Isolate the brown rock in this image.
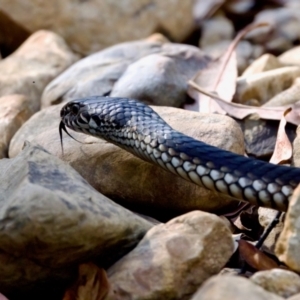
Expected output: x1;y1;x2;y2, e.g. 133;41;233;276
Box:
276;185;300;272
0;94;35;158
235;66;300;105
251;269;300;298
191;275;284;300
41;41;210;108
0;30;79;112
9;103;244;215
106;211;234;300
0;143;152;297
0;0;196;55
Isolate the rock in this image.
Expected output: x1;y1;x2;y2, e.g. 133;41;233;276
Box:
0;30;79;113
258;208;284;254
191;275;284;300
235;66;300;105
251;269;300;298
279;46;300;67
224;0;255;14
9;103;245;216
0;94;35;159
41;40;210;108
276;185;300;272
292;126;300;168
110;44;208;107
242;54;283;78
0;0;196;55
247;8;300;53
200;15;234;47
289;293;300;300
0;143;152;298
106;211;234;300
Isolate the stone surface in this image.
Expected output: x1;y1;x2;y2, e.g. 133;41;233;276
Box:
292;126;300;168
258;207;284;254
191;275;284;300
251;269;300;298
41;40;210;108
106;211;234;300
0;143;152;298
0;0;196;55
235;66;300;105
289;294;300;300
0;30;79;112
200;15;234;47
247;8;300;53
276;185;300;272
0;94;35;158
9;103;245;216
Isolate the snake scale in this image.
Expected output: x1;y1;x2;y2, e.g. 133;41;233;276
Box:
59;96;300;211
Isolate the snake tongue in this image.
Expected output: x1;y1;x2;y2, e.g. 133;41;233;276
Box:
59;120;84;155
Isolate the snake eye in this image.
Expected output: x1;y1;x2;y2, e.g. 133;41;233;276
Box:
71;104;80;115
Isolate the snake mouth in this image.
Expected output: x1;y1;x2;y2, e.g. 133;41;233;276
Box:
59;119;84;155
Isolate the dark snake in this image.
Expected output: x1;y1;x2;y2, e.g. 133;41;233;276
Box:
59;96;300;212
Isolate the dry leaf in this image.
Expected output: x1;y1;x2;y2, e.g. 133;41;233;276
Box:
270;108;293;164
188;81;300;125
0;294;8;300
63;263;110;300
239;239;279;270
186;23;268;113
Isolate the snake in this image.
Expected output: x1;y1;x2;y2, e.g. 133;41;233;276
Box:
59;96;300;212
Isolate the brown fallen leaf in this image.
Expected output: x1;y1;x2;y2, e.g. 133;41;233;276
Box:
239;239;279;271
270;108;293;164
63;263;110;300
186;22;268;113
188;81;300;125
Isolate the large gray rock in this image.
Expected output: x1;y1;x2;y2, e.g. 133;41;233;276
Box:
0;143;152;298
0;0;196;55
106;211;234;300
9;103;245;215
41;40;210;109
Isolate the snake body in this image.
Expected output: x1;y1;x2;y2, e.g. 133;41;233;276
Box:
60;96;300;211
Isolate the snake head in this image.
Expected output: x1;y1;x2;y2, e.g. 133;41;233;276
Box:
59;100;86;155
